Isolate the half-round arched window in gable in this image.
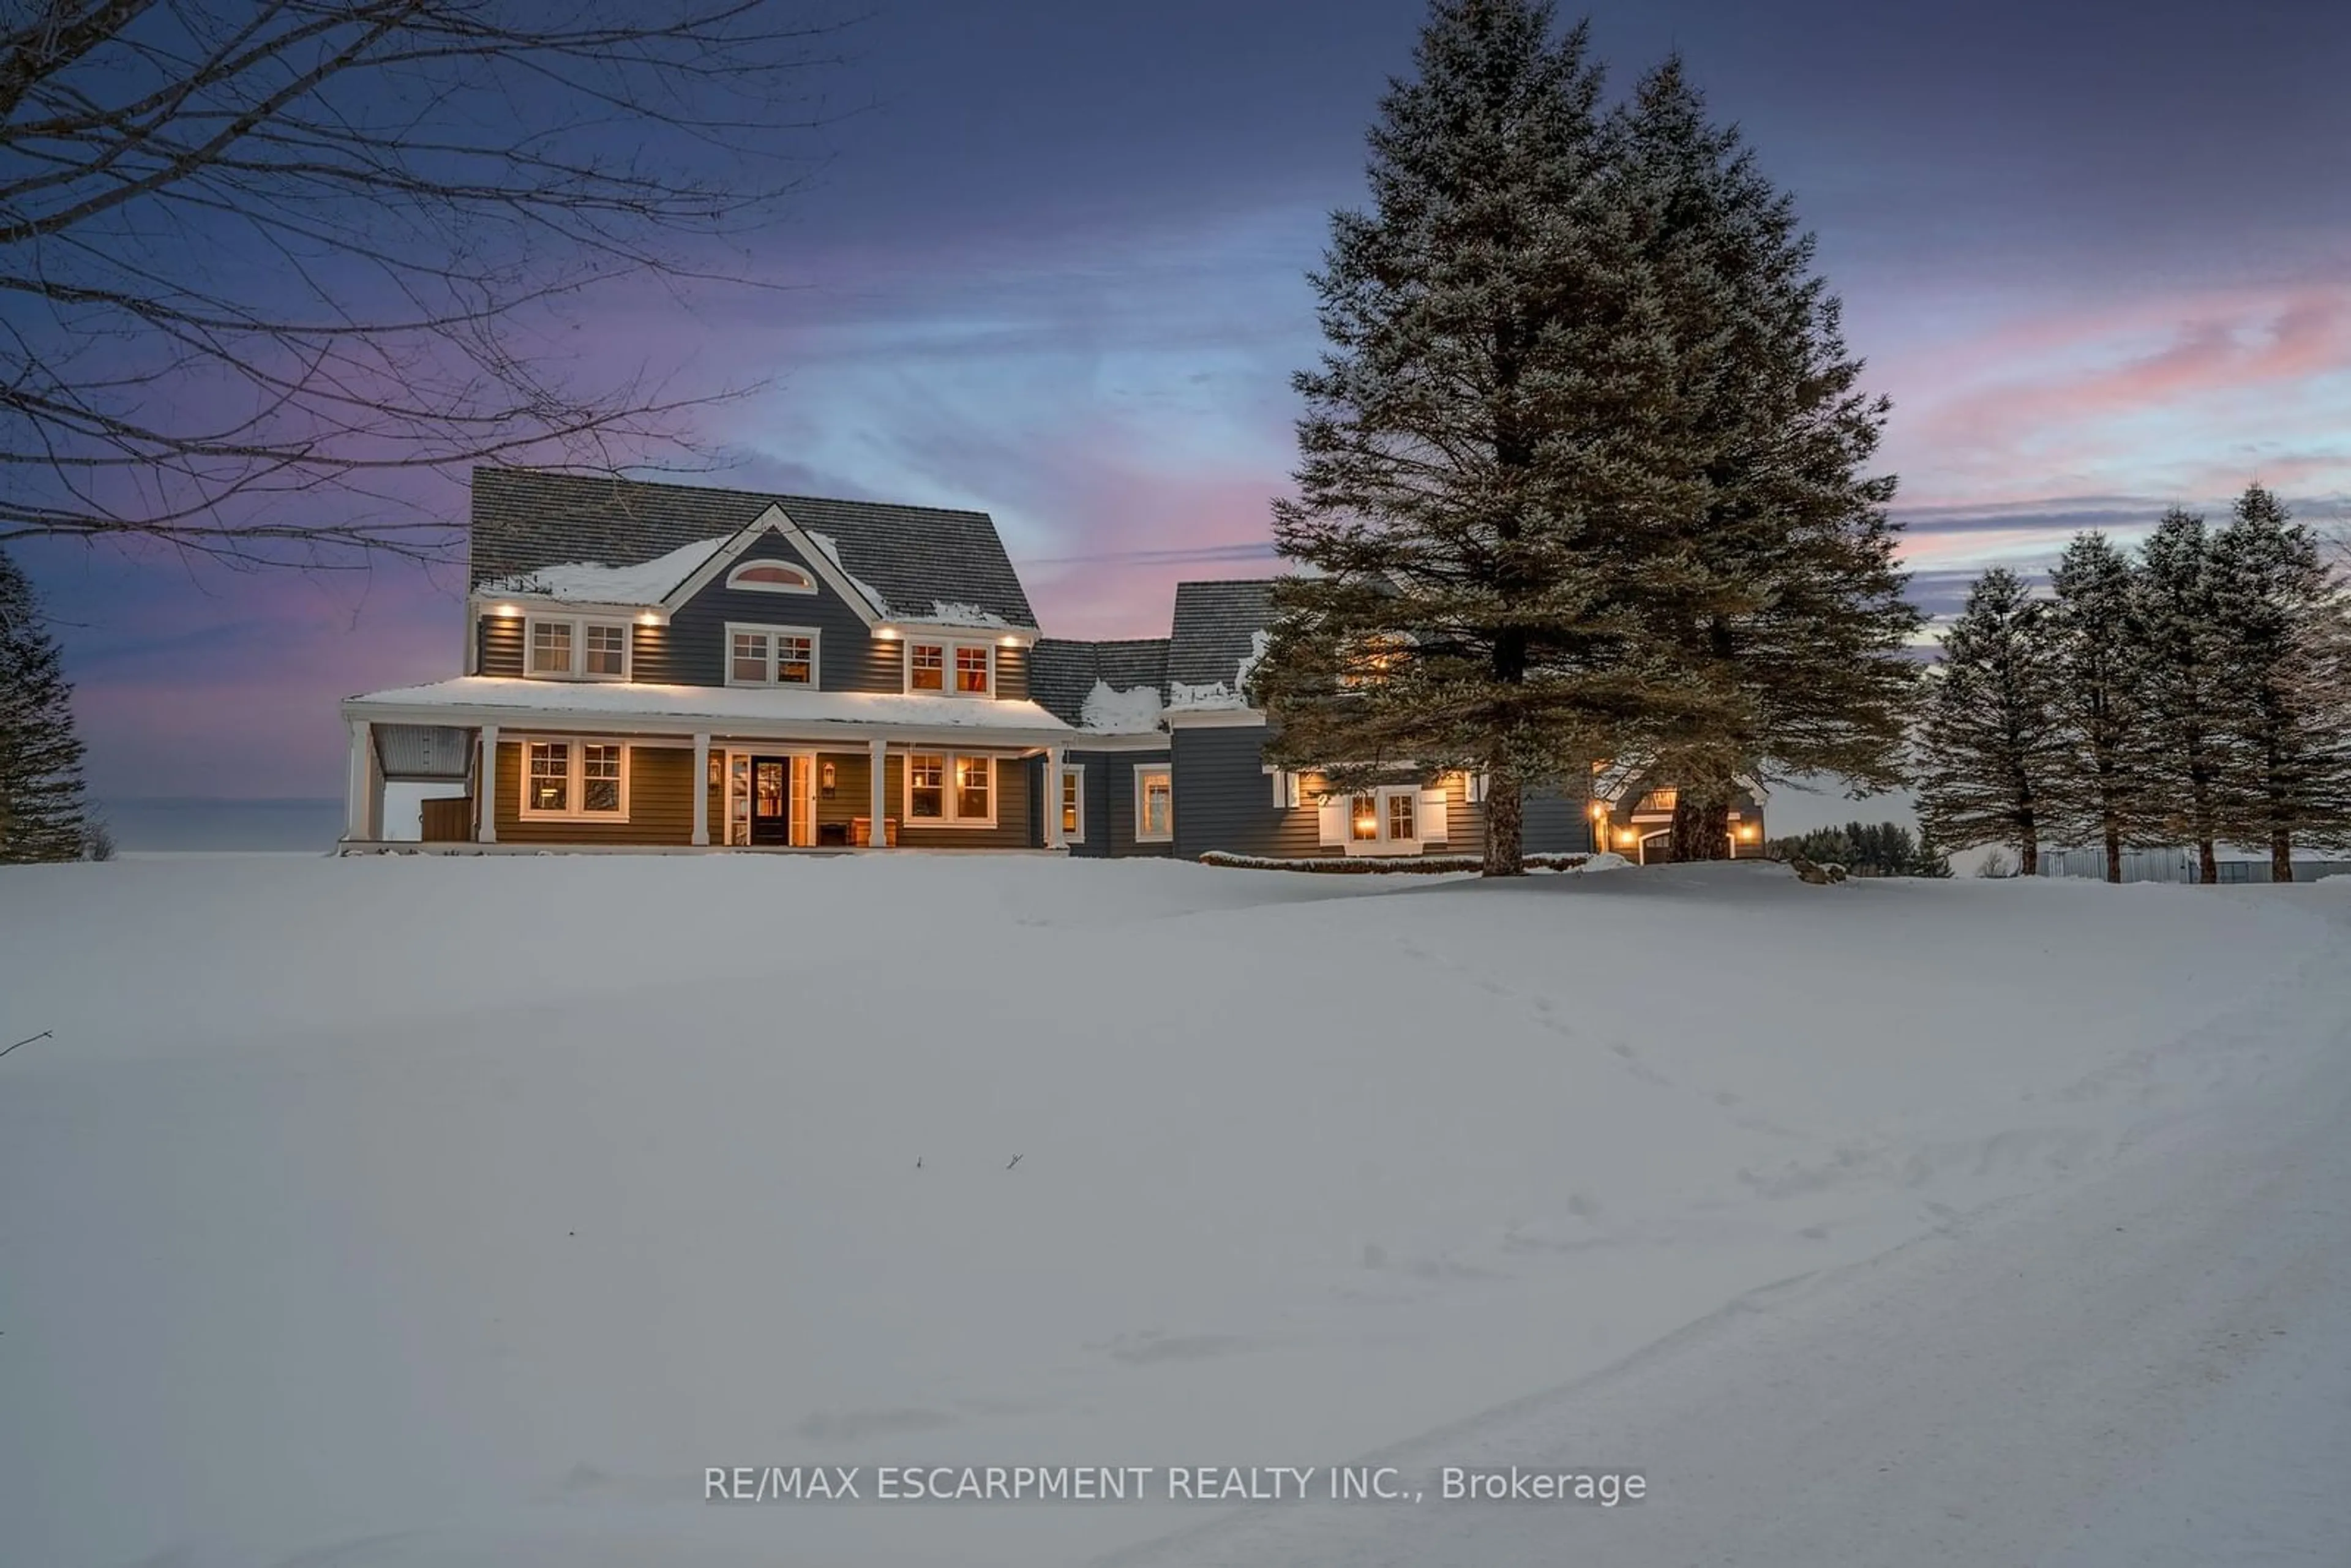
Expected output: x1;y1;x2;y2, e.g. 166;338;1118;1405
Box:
727;561;816;595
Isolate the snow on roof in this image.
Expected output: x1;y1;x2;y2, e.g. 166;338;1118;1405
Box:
345;677;1076;735
1078;679;1164;735
801;529;895;617
1164;628;1271;712
476;535;729;604
920;600;1015;629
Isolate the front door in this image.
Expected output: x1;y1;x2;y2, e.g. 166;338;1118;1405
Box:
750;756;791;845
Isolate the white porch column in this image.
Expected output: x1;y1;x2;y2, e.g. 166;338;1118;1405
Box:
691;732;711;846
476;724;498;844
868;736;889;848
1043;745;1065;850
343;719;381;843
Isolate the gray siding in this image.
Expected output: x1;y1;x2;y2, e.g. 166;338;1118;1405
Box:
1064;749;1172;858
478;613;524;676
1170;724;1321;860
1524;783;1594;855
666;535;894;692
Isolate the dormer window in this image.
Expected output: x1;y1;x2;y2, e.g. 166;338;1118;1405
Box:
727;561;815;594
907;640;993;697
523;615;629;681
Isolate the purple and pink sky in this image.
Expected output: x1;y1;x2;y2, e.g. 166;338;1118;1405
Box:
18;0;2349;803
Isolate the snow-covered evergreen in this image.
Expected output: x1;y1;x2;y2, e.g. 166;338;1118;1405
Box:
2047;531;2154;882
1252;1;1914;874
0;544;90;863
2132;509;2232;881
2208;484;2351;880
1916;567;2068;874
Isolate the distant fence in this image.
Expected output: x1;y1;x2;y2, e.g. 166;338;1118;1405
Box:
2034;847;2351;885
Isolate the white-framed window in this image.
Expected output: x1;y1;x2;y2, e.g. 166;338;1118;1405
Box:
523;615;630;681
1135;767;1172;842
519;739;630;820
726;560;816;595
905;639;994;697
905;752;997;827
1060;765;1085;842
1322;782;1441;855
724;622;819;687
1265;767;1301;808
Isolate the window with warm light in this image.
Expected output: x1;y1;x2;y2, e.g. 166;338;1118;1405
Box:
904;752;995;825
726;623;819;686
907;753;944;818
1136;768;1172;842
1351;794;1379;841
520;739;629;820
726;560;815;594
909;643;945;691
955;645;991;694
1060;766;1084;841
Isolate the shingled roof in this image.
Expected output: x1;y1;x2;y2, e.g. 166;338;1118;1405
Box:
467;468;1038;629
1029;637;1169;728
1167;578;1281;689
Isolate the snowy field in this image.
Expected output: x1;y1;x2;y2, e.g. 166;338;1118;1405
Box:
2;853;2347;1567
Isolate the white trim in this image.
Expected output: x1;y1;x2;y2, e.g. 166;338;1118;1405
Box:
1162;708;1265;729
868;737;890;849
522;613;632;682
662;506;891;623
724;560;816;595
723;621;821;688
1330;784;1427;856
899;749;1000;829
1134;765;1173;843
343;719;378;842
901;637;996;698
516;737;634;822
691;732;711;846
1264;765;1300;809
1057;760;1084;845
476;723;498;843
476;595;668;623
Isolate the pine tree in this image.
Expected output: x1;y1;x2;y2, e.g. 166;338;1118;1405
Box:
1613;60;1922;863
2133;509;2230;882
1910;820;1955;877
1915;567;2068;874
2208;485;2351;880
2047;531;2153;882
0;544;91;863
1253;1;1715;875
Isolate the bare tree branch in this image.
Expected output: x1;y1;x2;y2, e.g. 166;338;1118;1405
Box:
0;0;854;568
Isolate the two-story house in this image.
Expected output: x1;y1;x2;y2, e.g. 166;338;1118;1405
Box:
339;471;1761;859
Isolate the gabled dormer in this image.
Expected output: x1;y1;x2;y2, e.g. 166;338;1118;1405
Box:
461;471;1040;699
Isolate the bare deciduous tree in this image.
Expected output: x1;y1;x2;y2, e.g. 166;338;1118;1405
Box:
0;0;847;566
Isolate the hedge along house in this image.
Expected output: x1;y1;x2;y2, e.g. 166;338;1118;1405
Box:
340;471;1081;852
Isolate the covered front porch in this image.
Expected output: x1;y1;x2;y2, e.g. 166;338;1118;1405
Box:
336;681;1080;854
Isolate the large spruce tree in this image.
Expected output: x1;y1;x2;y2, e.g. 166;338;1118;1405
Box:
2133;509;2230;882
0;545;91;863
2047;531;2152;882
1915;567;2067;874
1611;61;1920;864
1252;1;1709;874
1253;1;1915;874
2208;484;2351;880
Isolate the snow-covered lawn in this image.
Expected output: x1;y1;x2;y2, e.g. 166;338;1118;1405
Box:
1;855;2344;1567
